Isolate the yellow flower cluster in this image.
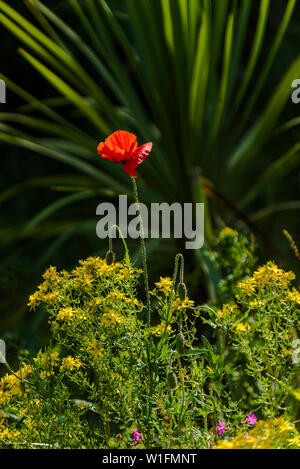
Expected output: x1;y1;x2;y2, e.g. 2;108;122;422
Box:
28;289;60;311
0;419;21;442
22;398;41;415
57;307;74;321
151;322;172;336
28;257;142;311
237;277;256;296
155;277;173;295
235;322;251;333
100;310;124;327
172;297;195;310
106;290;127;302
0;364;33;405
249;298;264;308
286;288;300;305
216;304;237;321
216;417;300;449
105;290;141;308
219;227;238;239
56;307;87;323
34;351;59;367
86;341;104;359
60;356;84;372
238;261;295;296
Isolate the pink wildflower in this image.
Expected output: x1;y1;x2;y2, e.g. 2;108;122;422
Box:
132;429;141;441
217;421;226;436
244;413;257;425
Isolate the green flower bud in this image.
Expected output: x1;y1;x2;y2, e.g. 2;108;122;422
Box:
105;250;115;266
167;371;178;389
177;282;187;301
176;333;185;354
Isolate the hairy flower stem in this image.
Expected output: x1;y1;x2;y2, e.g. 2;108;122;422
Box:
218;329;226;397
130;177;151;324
156;253;182;359
130;176;152;447
177;355;185;437
108;225;131;267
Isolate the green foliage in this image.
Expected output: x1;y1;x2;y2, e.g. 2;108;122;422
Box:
205;261;299;419
211;227;257;300
0;237;299;448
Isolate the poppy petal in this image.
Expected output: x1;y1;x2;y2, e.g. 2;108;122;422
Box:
121;164;138;178
132;142;153;165
122;142;152;177
98;142;124;163
106;130;137;156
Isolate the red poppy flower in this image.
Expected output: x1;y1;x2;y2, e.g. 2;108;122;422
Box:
97;130;152;178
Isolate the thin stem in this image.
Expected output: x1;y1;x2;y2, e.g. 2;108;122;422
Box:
130;176;152;447
130;177;151;325
177;355;185;438
108;224;131;267
218;328;226;393
108;224;139;322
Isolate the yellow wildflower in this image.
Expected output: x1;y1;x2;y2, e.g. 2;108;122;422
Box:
217;304;238;319
87;341;104;359
238;277;257;296
172;297;194;310
107;290;126;301
0;364;33;402
0;421;21;441
151;322;171;336
28;291;42;310
253;262;295;289
249;298;264;308
100;310;124;327
155;277;172;295
287;435;300;447
42;266;61;283
286;288;300;305
235;322;250;333
60;356;84;372
219;227;238;239
57;307;74;321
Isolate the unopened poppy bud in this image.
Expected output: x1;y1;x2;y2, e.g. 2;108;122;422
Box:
167;371;178;389
105;250;115;266
177;282;187;301
176;333;185;354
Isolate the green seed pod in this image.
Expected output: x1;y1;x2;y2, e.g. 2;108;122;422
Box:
176;333;185;354
177;282;187;301
167;371;178;389
105;250;115;266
